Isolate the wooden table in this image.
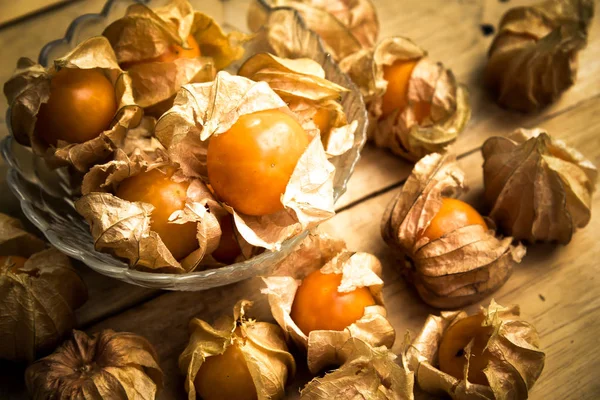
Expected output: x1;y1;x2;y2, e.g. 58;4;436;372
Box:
1;0;599;399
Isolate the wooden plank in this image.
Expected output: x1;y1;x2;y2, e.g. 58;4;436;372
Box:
0;0;77;28
81;95;600;399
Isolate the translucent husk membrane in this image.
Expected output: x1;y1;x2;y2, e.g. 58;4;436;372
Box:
482;127;597;244
3;36;143;172
381;153;525;308
485;0;594;112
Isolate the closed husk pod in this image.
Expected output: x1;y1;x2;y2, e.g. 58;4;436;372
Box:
76;150;229;273
155;71;336;252
482;128;596;244
248;0;379;61
238;52;357;158
103;0;247;114
406;300;545;399
179;300;295;400
3;37;142;172
339;37;470;161
381;153;525;308
301;337;414;399
263;233;395;373
26;329;163;400
0;213;87;363
485;0;594;112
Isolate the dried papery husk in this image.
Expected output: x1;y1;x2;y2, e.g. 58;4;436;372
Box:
340;37;470;161
3;36;142;172
120;116;166;156
155;71;336;251
26;329;163;400
248;0;378;61
485;0;594;112
482;128;597;244
76;150;225;273
406;300;545;399
103;0;248;112
381;153;525;308
301;337;414;400
262;233;395;373
0;214;87;362
179;300;296;400
238;52;357;157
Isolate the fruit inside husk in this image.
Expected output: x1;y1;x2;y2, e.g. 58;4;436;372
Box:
420;198;488;241
381;59;431;123
36;68;117;145
207;109;310;216
438;314;493;385
116;167;198;260
211;214;242;264
290;269;376;335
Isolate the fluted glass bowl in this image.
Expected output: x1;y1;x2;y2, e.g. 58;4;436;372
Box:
1;0;367;290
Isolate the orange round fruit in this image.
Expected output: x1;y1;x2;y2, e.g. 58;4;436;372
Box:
420;198;488;242
0;255;28;272
290;269;376;335
313;107;331;134
211;214;242;264
115;167;198;261
36;68;117;145
438;314;493;385
207;109;309;216
194;332;257;400
381;60;430;123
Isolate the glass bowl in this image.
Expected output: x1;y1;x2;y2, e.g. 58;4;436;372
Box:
1;0;367;290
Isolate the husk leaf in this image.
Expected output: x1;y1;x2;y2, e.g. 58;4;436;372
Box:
485;0;594;112
381;153;525;308
340;37;470;161
0;243;87;363
155;71;336;251
262;233;395;373
301;337;414;400
26;329;163;400
3;36;142;172
406;300;545;399
76;151;224;273
482;127;596;244
0;213;46;257
178;300;296;400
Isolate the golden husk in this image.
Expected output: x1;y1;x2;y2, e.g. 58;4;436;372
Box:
155;71;336;251
75;150;226;273
26;329;163;400
406;300;545;399
300;337;414;400
178;300;296;400
103;0;248;112
238;52;357;158
485;0;594;112
0;213;87;362
482;128;597;244
262;233;395;374
247;0;379;61
339;37;471;161
3;36;143;172
381;153;525;308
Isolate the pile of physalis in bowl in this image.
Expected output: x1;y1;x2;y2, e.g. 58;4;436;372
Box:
2;0;365;288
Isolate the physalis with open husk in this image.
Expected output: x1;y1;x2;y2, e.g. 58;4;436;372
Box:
485;0;594;112
0;213;87;363
482;128;596;244
238;52;357;158
155;71;336;253
179;300;295;400
3;37;142;172
26;329;163;400
75;149;242;273
103;0;247;115
406;300;545;399
263;232;395;373
301;338;414;400
382;153;525;308
248;0;379;61
339;37;470;161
